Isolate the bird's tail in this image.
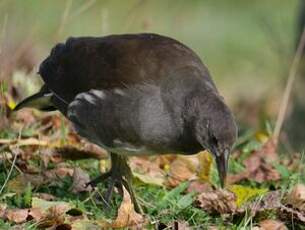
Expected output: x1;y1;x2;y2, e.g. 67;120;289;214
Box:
13;86;56;111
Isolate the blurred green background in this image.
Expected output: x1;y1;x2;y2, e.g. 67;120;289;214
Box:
0;0;302;148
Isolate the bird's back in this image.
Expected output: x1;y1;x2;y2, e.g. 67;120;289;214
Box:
39;33;214;106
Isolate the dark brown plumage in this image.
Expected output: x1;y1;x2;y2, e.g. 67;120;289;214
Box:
15;33;237;212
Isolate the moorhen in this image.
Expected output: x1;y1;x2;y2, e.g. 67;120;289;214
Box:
14;33;237;212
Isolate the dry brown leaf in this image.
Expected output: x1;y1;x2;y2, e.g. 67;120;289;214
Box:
259;219;287;230
104;187;144;228
32;197;72;214
167;156;197;187
286;184;305;211
228;139;280;184
175;221;191;230
70;167;92;193
28;207;44;222
33;193;56;201
35;202;72;228
187;180;213;194
154;155;177;168
197;189;237;214
5;208;29;224
130;156;166;186
70;219;100;230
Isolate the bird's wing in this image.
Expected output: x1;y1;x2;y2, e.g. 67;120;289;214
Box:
66;84;182;155
38;34;213;109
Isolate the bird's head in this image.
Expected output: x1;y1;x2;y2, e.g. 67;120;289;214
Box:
188;92;237;187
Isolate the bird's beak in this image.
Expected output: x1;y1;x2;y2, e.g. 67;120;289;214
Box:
14;91;54;111
214;148;229;188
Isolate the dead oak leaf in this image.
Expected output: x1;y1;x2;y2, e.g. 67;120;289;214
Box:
28;207;44;222
166;156;197;187
5;208;29;224
197;189;237;214
101;187;145;228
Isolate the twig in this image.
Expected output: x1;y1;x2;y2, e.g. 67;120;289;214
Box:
273;26;305;142
0;138;48;146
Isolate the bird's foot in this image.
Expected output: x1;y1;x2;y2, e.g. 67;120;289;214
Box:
87;154;142;213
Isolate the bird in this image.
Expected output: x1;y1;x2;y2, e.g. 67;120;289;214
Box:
14;33;237;212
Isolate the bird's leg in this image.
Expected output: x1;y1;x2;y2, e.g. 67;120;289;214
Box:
87;153;142;213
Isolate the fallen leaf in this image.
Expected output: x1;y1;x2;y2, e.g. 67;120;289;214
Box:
36;202;72;228
167;156;197;187
187;180;212;194
28;207;44;222
168;221;191;230
70;167;92;193
133;172;165;186
197;189;237;214
286;184;305;211
102;187;145;228
5;208;28;224
130;157;166;186
33;193;56;201
71;219;100;230
259;219;287;230
197;151;213;182
229;185;268;207
32;197;73;215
